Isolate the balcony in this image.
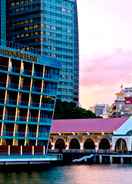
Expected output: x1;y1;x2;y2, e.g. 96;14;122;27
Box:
39;118;52;126
32;87;41;93
4;115;15;122
7;99;16;106
28;117;38;123
0;99;5;105
0;82;6;89
15;132;25;138
34;72;43;78
3;131;13;137
28;132;36;139
44;74;59;81
8;83;18;90
41;103;54;110
38;132;49;140
18;101;28;107
44;89;57;96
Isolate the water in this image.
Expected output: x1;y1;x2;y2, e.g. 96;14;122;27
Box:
0;165;132;184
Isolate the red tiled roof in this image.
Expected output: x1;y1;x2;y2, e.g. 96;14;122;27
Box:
51;117;128;133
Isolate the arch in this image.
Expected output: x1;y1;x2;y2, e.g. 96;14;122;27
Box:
84;139;95;150
115;138;128;152
127;130;132;136
69;138;80;149
99;138;110;150
55;138;65;150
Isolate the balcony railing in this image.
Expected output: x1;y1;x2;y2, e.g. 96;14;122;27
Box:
4;115;15;121
29;117;38;122
8;83;18;89
32;87;41;92
41;103;54;109
17;116;27;122
7;99;16;105
15;132;25;138
34;72;43;77
3;131;13;137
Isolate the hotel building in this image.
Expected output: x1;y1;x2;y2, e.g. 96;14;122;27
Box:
7;0;79;105
0;46;60;155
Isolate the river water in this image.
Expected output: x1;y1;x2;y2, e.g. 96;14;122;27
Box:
1;165;132;184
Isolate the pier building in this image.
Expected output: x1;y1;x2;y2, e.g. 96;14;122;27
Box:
0;46;60;156
50;117;132;153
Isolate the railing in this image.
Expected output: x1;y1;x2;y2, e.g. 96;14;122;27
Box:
32;87;41;92
8;83;18;89
34;71;43;77
4;115;15;121
15;132;25;137
3;131;13;136
41;103;54;109
7;99;16;105
28;132;36;138
29;117;38;122
45;74;59;80
17;116;27;122
18;101;28;106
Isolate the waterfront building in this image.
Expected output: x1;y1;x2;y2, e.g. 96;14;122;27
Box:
49;117;132;153
7;0;79;105
0;46;60;155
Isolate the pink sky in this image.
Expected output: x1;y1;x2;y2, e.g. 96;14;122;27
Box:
77;0;132;109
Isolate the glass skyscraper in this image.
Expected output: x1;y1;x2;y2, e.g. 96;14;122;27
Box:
0;0;6;46
7;0;79;105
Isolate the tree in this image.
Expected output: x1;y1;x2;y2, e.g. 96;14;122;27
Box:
54;100;96;119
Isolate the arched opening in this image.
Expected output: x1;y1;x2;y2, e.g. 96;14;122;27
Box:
55;139;65;150
99;138;110;150
84;139;95;150
48;142;52;150
115;138;128;153
69;138;80;149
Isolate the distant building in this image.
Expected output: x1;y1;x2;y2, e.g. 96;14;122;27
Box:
94;104;109;118
112;86;132;117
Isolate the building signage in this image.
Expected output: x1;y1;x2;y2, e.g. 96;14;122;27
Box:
0;47;38;62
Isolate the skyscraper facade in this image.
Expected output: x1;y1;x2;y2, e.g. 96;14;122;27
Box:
0;0;6;45
7;0;79;105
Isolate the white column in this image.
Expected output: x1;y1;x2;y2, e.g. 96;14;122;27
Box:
8;145;10;156
32;146;34;156
43;146;45;155
65;142;69;150
20;145;23;156
80;142;83;151
99;155;102;164
51;143;55;150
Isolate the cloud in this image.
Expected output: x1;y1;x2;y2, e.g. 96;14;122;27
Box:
80;49;132;87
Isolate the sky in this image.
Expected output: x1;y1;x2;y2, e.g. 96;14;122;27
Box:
77;0;132;109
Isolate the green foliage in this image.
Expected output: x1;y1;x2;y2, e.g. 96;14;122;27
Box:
54;100;96;119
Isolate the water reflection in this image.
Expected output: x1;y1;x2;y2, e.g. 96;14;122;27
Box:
0;165;132;184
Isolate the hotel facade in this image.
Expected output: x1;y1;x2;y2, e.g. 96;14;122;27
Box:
0;46;60;155
7;0;79;105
